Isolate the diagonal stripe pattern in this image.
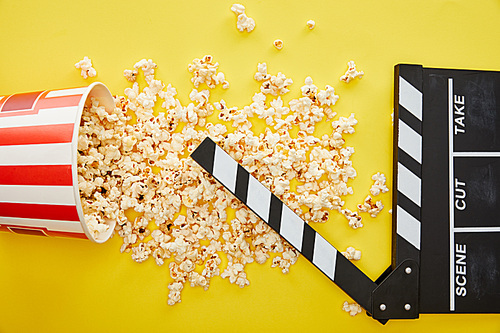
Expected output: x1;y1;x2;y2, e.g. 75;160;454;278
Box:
191;137;376;313
395;66;423;263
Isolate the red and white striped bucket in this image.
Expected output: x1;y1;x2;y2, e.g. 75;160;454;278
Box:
0;82;115;243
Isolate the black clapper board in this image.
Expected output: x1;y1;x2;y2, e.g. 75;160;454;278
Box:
190;64;500;322
395;64;500;314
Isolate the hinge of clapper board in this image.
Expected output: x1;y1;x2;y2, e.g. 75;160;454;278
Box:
190;137;420;323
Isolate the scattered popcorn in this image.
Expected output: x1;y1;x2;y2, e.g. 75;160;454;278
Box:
342;246;361;261
75;56;97;79
273;39;284;50
231;4;255;32
342;301;362;316
340;60;364;83
306;20;316;29
77;55;370;308
357;195;384;218
370;172;389;196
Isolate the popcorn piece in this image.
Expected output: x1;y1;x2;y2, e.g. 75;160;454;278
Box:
341;246;361;261
254;63;293;96
342;301;362;316
221;262;250;288
273;39;284;50
124;69;138;82
75;56;97;79
237;14;255;32
306;20;316;29
340;60;364;83
357;195;384;218
370;172;389;196
134;59;157;76
231;4;255;32
271;245;299;274
167;281;184;306
342;209;363;229
230;3;245;15
188;55;229;89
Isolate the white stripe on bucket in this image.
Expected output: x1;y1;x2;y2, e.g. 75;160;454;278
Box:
0;216;84;233
45;87;87;98
0;106;79;129
0;185;76;205
0;142;73;166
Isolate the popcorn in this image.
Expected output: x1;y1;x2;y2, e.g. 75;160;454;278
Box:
306;20;316;29
340;60;364;83
231;4;255;32
237;13;255;32
273;39;284;50
342;209;363;229
271;245;299;273
342;246;361;261
167;281;184;306
370;172;389;196
123;69;138;82
357;195;384;218
75;56;97;79
230;3;245;15
221;262;250;288
77;55;372;310
134;58;157;76
342;301;362;316
254;63;293;96
188;55;229;89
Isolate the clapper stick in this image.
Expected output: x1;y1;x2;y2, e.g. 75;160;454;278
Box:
191;137;419;323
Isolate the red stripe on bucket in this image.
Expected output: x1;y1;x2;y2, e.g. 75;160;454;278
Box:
0;202;80;221
37;95;82;109
0;224;87;239
0;165;73;186
0;123;74;146
0;91;44;112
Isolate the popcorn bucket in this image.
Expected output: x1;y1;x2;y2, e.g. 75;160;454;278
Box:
0;82;115;243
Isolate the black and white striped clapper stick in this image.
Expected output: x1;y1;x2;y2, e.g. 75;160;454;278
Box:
393;64;423;267
191;137;377;314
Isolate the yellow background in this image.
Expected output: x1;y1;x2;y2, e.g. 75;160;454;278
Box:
0;0;499;332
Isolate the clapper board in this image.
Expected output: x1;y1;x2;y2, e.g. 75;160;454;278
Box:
190;64;500;323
